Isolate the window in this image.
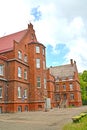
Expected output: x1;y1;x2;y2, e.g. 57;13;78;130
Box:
43;61;45;70
36;46;40;53
0;65;4;76
18;106;22;112
70;93;74;100
18;51;22;59
24;70;27;80
44;78;46;89
36;58;40;68
24;89;27;98
37;77;41;87
24;55;27;62
18;87;21;98
70;83;73;90
18;67;22;78
24;106;28;111
0;87;2;98
63;84;66;90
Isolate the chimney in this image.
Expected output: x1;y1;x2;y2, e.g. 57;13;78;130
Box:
28;23;33;29
74;60;76;64
70;59;73;65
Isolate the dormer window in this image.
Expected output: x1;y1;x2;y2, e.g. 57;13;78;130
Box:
18;50;22;59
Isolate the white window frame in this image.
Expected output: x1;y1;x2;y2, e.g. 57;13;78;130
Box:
70;93;74;100
24;69;27;80
18;50;22;59
36;46;40;53
18;87;21;98
0;65;4;76
63;84;66;90
24;89;27;98
36;58;40;68
0;87;2;98
70;83;73;90
18;67;22;78
37;77;41;88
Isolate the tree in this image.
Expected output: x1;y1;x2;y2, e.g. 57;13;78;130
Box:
82;70;87;82
79;71;87;105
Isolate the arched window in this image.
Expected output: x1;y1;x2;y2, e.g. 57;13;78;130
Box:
18;50;22;59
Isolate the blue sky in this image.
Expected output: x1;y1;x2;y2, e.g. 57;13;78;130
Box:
31;6;42;21
0;0;87;72
46;44;69;67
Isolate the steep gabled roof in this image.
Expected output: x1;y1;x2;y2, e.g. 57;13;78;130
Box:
49;60;77;78
0;29;27;53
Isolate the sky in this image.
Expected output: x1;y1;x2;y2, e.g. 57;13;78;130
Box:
0;0;87;72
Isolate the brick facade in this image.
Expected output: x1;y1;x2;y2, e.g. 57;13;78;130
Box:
0;23;82;113
49;59;82;108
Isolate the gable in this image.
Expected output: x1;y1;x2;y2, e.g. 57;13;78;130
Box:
0;29;27;53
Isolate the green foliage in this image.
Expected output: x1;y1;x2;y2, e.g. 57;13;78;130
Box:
82;70;87;82
63;116;87;130
79;71;87;105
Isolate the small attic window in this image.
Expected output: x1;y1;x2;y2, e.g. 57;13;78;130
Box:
18;50;22;59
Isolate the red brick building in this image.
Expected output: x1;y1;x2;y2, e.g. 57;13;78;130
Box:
49;59;82;108
0;23;47;113
0;23;82;113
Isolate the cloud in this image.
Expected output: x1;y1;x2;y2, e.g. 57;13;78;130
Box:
0;0;87;72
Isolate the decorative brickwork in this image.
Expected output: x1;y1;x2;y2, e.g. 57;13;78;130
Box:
0;24;82;113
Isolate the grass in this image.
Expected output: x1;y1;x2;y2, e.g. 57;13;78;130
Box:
63;115;87;130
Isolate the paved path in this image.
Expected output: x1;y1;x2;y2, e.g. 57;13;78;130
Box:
0;106;87;130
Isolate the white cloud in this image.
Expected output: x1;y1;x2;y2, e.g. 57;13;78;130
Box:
0;0;87;72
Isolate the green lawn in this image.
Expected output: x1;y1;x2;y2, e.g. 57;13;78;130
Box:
63;115;87;130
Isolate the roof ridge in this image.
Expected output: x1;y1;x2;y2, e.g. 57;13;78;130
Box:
0;29;27;39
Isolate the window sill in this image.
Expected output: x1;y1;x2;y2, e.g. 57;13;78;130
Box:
18;97;21;99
